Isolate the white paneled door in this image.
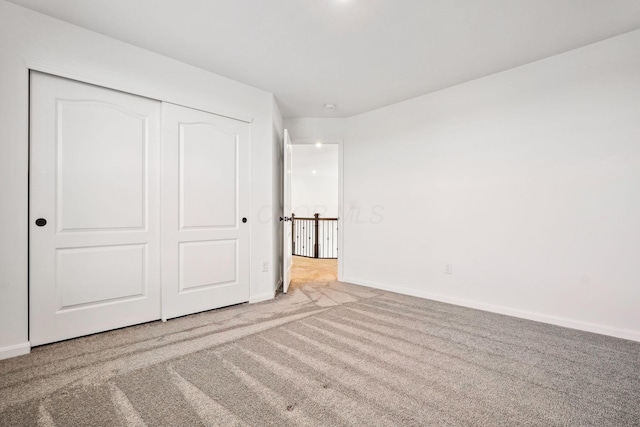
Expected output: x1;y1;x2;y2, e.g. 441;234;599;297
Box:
29;72;162;346
161;103;250;320
282;129;293;293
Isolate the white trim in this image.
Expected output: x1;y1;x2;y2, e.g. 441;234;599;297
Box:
290;137;342;145
337;138;345;282
26;61;254;124
249;291;275;304
342;277;640;343
0;342;31;360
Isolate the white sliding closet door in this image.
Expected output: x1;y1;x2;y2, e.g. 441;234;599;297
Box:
29;72;162;346
161;103;250;320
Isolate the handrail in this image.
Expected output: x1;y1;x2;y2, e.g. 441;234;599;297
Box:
292;217;338;221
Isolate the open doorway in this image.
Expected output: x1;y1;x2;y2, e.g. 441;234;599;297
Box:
289;142;339;288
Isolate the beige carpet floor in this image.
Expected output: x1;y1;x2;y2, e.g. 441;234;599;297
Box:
1;280;639;426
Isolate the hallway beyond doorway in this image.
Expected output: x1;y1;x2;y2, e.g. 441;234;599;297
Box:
291;256;337;287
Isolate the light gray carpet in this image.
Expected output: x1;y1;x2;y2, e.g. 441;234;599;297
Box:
1;280;639;426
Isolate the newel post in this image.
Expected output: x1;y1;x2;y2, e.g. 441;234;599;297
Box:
291;213;296;255
313;213;320;258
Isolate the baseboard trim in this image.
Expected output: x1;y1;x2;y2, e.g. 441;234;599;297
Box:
342;276;640;343
249;291;275;304
0;342;31;360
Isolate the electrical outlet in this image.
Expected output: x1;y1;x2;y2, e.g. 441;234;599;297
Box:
445;263;453;274
262;261;268;272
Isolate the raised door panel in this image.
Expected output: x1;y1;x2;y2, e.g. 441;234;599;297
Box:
56;244;146;309
180;123;237;229
180;240;237;292
57;101;147;232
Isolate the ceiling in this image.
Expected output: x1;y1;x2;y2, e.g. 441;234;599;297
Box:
7;0;640;118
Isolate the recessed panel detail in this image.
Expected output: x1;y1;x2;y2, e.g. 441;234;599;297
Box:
57;100;147;232
180;123;237;229
57;244;146;310
179;240;237;292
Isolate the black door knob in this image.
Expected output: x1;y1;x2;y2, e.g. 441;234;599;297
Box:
242;217;247;223
35;218;47;227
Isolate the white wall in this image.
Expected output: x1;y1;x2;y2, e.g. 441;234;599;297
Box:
291;145;339;218
284;118;346;144
341;30;640;341
0;0;279;359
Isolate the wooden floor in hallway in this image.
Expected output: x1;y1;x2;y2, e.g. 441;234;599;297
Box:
290;256;337;287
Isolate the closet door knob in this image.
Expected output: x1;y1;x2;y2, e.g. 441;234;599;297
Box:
242;217;247;223
35;218;47;227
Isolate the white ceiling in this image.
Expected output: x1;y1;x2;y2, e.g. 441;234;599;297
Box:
7;0;640;118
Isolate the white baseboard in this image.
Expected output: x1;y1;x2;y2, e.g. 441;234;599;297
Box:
0;342;30;360
342;276;640;343
249;291;275;304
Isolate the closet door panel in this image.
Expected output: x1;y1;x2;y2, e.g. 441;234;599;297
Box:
162;103;250;320
30;72;162;346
